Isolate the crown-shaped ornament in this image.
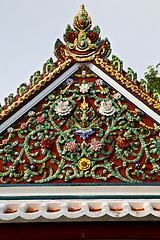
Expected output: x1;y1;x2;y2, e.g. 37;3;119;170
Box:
54;5;111;62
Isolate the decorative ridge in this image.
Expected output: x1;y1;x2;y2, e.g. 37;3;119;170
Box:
0;58;73;123
94;57;160;114
1;55;159;125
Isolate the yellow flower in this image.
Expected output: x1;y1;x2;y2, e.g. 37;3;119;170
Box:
78;158;91;171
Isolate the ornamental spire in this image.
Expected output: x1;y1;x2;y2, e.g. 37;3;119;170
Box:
73;4;92;31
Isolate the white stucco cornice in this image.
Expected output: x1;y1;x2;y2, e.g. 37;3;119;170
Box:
0;199;160;222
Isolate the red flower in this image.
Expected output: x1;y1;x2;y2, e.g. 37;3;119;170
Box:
117;137;130;150
40;138;53;149
36;116;45;124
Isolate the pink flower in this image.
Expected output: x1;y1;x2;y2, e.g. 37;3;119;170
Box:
135;108;141;116
2;139;8;145
20;123;28;129
66;141;77;152
90;140;102;151
36;116;45;124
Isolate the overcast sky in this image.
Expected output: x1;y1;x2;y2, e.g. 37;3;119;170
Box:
0;0;160;105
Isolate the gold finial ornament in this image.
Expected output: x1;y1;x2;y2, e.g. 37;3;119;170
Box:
55;5;111;62
73;4;91;31
78;4;89;18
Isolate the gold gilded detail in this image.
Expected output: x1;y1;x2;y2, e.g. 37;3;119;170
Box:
142;83;148;93
95;57;160;113
81;96;89;120
45;64;53;75
153;93;160;102
128;72;134;81
81;96;89;112
73;4;91;32
70;45;105;62
0;59;72;121
113;60;121;72
78;157;91;171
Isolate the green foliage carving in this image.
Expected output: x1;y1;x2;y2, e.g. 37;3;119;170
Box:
111;55;123;73
17;83;28;97
4;93;14;107
54;38;66;62
140;79;150;94
30;71;41;87
92;25;100;35
43;58;55;76
126;67;137;83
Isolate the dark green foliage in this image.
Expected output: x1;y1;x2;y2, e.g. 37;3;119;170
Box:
30;71;41;86
126;67;137;83
43;58;55;76
4;93;14;107
144;63;160;92
93;25;100;35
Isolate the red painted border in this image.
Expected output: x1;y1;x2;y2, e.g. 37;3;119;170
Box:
0;221;159;239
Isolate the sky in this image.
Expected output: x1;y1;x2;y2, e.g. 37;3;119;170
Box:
0;0;160;105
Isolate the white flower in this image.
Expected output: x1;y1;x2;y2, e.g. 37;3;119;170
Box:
96;79;103;86
28;111;35;117
80;83;89;93
8;106;13;111
114;92;121;100
154;123;160;132
99;101;115;116
55;101;71;116
7;127;14;133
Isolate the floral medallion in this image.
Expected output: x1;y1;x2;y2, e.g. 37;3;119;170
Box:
78;158;91;171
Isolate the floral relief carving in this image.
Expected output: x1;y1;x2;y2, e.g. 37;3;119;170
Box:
99;101;115;116
54;100;71;116
0;71;159;184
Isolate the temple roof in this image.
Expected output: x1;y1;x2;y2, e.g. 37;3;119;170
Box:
0;5;160;189
1;5;160;225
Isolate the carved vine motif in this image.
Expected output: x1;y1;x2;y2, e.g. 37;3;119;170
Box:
0;72;160;184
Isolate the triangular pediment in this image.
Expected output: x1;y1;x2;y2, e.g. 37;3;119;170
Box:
0;5;160;188
0;63;160;185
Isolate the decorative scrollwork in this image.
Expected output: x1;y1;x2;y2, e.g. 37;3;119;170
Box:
0;67;160;184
